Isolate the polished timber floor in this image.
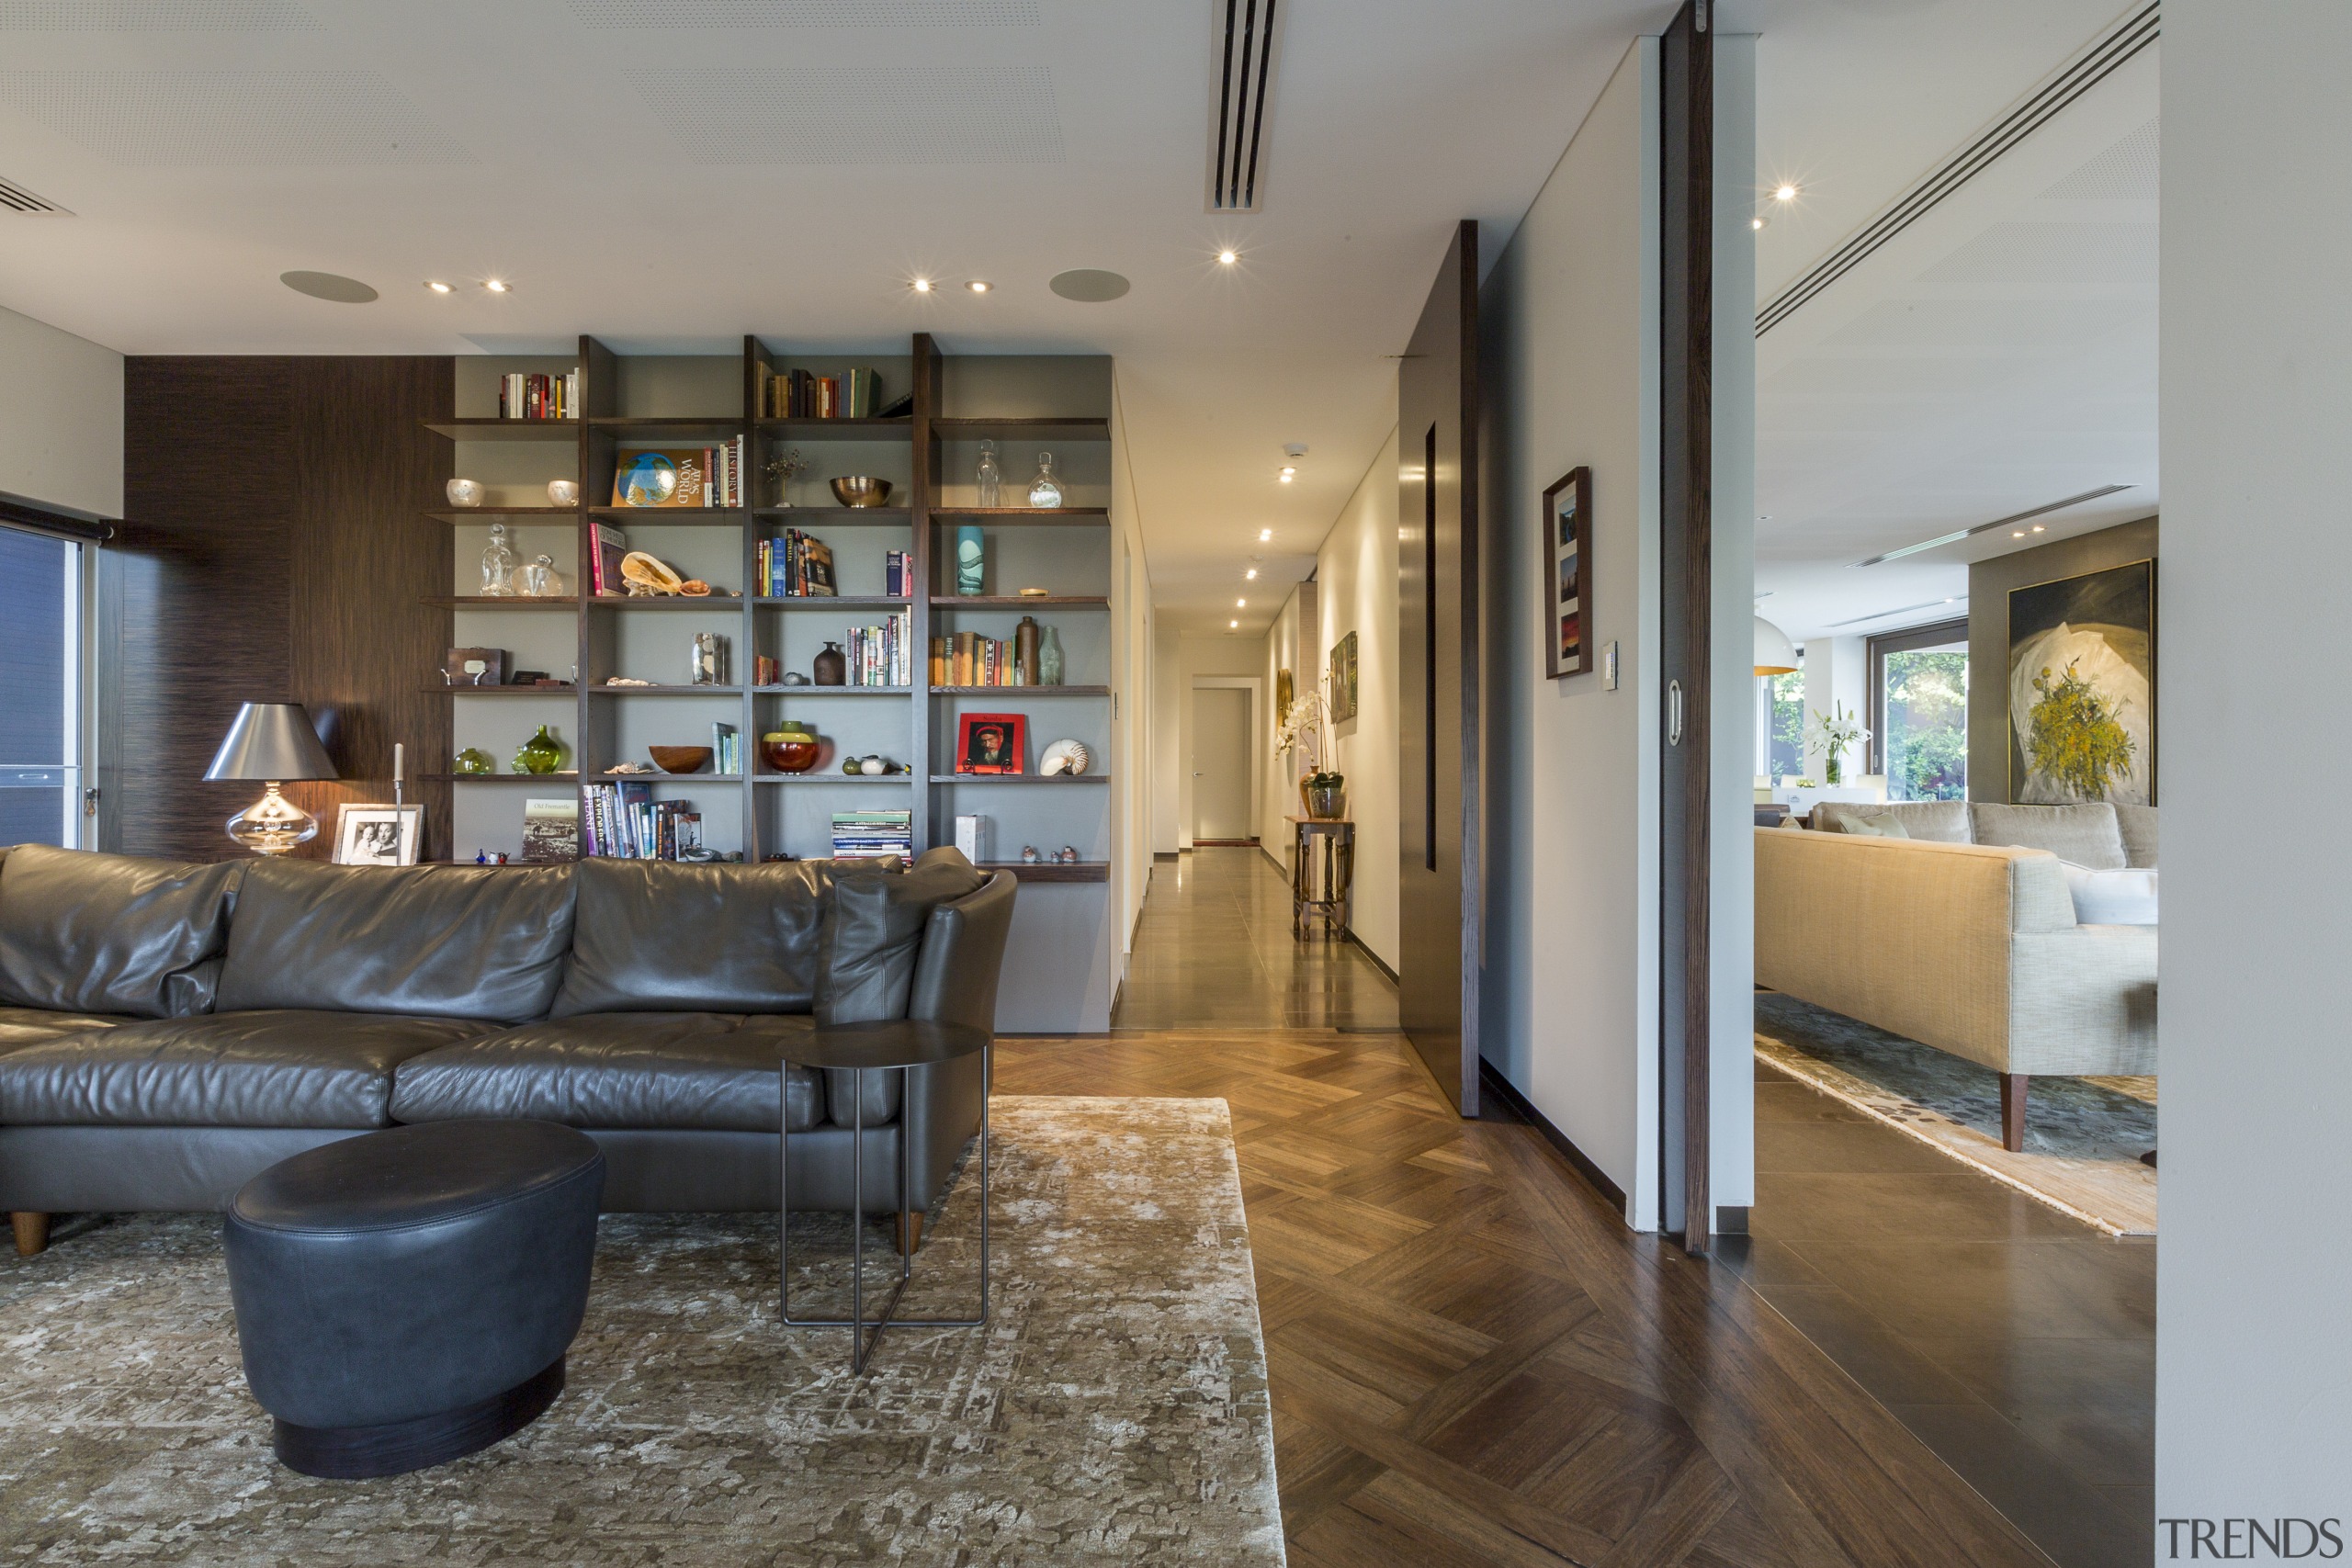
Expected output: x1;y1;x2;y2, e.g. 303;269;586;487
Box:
996;847;2129;1568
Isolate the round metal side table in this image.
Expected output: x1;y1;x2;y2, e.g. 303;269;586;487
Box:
779;1020;991;1373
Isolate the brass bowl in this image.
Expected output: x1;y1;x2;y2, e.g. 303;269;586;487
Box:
648;745;713;774
830;476;893;508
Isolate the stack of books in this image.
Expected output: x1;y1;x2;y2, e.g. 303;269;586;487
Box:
500;370;580;420
883;550;912;595
844;610;912;686
583;782;704;860
764;368;877;420
831;809;912;861
707;436;745;508
930;632;1028;687
758;530;836;596
710;722;740;775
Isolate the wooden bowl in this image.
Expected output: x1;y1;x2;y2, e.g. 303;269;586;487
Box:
830;476;893;508
649;745;713;774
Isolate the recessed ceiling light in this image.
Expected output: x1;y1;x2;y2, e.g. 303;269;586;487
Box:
2031;524;2045;532
1751;217;1767;231
1278;470;1294;483
1217;249;1238;265
1258;528;1272;541
483;278;510;293
1245;568;1257;580
1237;598;1247;607
2014;530;2026;538
1229;619;1238;628
424;280;452;294
1774;183;1799;201
967;280;990;293
911;276;933;293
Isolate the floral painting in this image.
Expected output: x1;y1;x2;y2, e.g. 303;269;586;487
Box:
2007;559;2154;805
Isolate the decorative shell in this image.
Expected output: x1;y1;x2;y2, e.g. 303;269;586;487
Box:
1039;739;1090;777
620;551;684;595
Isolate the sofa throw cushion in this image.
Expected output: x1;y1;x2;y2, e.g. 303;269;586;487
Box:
1970;803;2126;871
2113;803;2159;868
0;844;243;1019
817;849;989;1027
1811;800;1971;841
550;859;833;1018
218;860;576;1023
1841;813;1911;839
2060;863;2159;926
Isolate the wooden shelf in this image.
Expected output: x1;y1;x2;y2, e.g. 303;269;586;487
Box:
427;595;581;610
930;773;1110;784
931;595;1108;608
424;419;582;442
930;508;1107;526
422;685;578;696
931;684;1110;696
752;684;912;695
980;860;1109;883
929;417;1110;441
423;772;579;783
590;506;745;525
753;417;913;442
586;684;743;696
752;506;913;524
753;595;910;609
755;773;918;784
592;417;745;439
582;594;747;610
426;506;579;523
591;772;743;782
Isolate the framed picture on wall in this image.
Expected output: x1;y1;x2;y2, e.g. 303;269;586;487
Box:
956;712;1026;774
332;804;424;866
1329;630;1359;722
1543;467;1593;678
2006;558;2155;805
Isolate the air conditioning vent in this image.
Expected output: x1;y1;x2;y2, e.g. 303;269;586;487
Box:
0;175;68;214
1206;0;1283;212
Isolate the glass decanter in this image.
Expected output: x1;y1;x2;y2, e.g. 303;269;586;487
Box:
1026;450;1063;509
480;522;516;596
519;553;556;597
977;440;1001;507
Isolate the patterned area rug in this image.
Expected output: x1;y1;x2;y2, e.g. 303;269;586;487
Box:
1755;992;2158;1237
0;1098;1283;1566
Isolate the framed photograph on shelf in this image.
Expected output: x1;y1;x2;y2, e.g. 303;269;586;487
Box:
332;804;424;867
1543;466;1593;678
955;713;1026;774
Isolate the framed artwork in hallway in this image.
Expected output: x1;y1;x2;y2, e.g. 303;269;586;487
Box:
1544;466;1593;678
1329;632;1358;722
2006;558;2155;805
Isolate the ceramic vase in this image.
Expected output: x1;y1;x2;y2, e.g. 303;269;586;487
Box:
813;641;845;687
1013;615;1041;686
956;525;985;595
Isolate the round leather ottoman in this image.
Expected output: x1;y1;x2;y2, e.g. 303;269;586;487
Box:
223;1119;605;1478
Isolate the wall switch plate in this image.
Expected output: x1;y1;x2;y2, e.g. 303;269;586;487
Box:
1603;641;1620;690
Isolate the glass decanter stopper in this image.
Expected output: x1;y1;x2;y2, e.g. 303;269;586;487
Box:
977;440;1001;507
481;522;516;596
1026;450;1063;509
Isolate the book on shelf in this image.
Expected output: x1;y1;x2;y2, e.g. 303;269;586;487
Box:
763;367;882;420
711;721;740;775
842;609;912;687
613;448;705;508
753;654;780;686
522;797;580;863
499;369;580;420
831;808;913;861
758;529;836;597
883;550;910;596
929;631;1033;687
589;523;628;595
583;781;706;861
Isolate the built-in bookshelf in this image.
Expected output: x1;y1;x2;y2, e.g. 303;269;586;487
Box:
424;334;1114;880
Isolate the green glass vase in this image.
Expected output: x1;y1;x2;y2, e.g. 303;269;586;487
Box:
514;725;566;775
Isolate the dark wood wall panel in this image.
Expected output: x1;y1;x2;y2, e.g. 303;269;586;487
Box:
112;357;453;863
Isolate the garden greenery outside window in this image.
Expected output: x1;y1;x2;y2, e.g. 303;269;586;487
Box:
1868;618;1968;802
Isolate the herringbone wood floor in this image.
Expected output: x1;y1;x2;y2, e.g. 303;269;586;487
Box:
995;852;2053;1567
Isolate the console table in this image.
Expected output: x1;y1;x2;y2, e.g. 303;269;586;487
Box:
1286;816;1354;940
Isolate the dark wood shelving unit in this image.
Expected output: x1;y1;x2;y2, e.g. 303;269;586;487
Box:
423;772;580;783
426;332;1114;866
929;773;1110;784
582;595;750;611
982;861;1110;883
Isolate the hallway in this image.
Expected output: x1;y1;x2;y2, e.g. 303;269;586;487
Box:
996;848;2052;1567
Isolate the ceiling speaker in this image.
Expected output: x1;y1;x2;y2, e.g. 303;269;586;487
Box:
280;270;377;304
1049;269;1130;302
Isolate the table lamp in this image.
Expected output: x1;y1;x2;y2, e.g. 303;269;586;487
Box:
204;702;338;854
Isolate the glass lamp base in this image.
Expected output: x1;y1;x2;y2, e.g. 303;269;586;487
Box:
226;783;317;855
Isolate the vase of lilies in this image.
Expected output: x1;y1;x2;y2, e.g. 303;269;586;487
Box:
1809;702;1869;786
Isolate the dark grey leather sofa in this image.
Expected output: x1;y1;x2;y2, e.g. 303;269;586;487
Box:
0;842;1013;1256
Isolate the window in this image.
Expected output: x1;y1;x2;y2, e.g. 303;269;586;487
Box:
0;527;85;847
1868;618;1967;802
1756;661;1805;782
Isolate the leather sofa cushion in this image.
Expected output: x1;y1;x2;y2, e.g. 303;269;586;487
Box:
0;844;243;1019
0;1006;131;1055
0;1010;492;1128
549;859;831;1018
218;860;576;1022
1968;802;2127;871
390;1012;829;1133
818;849;987;1027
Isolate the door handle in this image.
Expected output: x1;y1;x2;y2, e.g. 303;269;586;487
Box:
1667;680;1684;747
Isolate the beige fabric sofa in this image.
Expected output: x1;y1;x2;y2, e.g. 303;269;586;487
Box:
1754;824;2157;1150
1806;798;2158;869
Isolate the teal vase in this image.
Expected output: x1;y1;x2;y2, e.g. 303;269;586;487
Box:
956;525;985;596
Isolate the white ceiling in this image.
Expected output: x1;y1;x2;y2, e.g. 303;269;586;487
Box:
1733;0;2159;642
0;0;1673;636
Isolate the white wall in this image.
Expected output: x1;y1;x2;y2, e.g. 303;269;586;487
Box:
1315;437;1403;972
1476;34;1756;1227
2159;0;2352;1520
1109;379;1154;958
1800;634;1868;783
1153;631;1269;850
0;305;122;519
1260;581;1316;856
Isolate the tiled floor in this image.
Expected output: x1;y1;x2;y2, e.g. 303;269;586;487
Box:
1720;1061;2156;1568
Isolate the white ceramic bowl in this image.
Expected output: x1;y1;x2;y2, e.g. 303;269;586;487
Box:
447;478;485;508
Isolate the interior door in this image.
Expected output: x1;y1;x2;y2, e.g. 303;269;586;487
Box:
1192;686;1254;842
1398;220;1482;1115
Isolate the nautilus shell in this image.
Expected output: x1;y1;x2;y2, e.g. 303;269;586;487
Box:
1039;739;1090;776
620;551;684;595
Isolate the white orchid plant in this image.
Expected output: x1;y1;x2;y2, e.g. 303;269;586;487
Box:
1806;701;1870;780
1274;670;1340;787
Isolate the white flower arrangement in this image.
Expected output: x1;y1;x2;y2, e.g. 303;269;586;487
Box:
1274;669;1337;779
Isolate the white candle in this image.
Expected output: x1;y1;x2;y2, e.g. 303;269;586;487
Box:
393;743;403;784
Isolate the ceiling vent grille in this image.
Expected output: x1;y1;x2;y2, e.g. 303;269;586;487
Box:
1206;0;1282;212
0;175;69;213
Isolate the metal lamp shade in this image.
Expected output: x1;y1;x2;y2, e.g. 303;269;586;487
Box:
1753;617;1799;677
204;703;338;783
